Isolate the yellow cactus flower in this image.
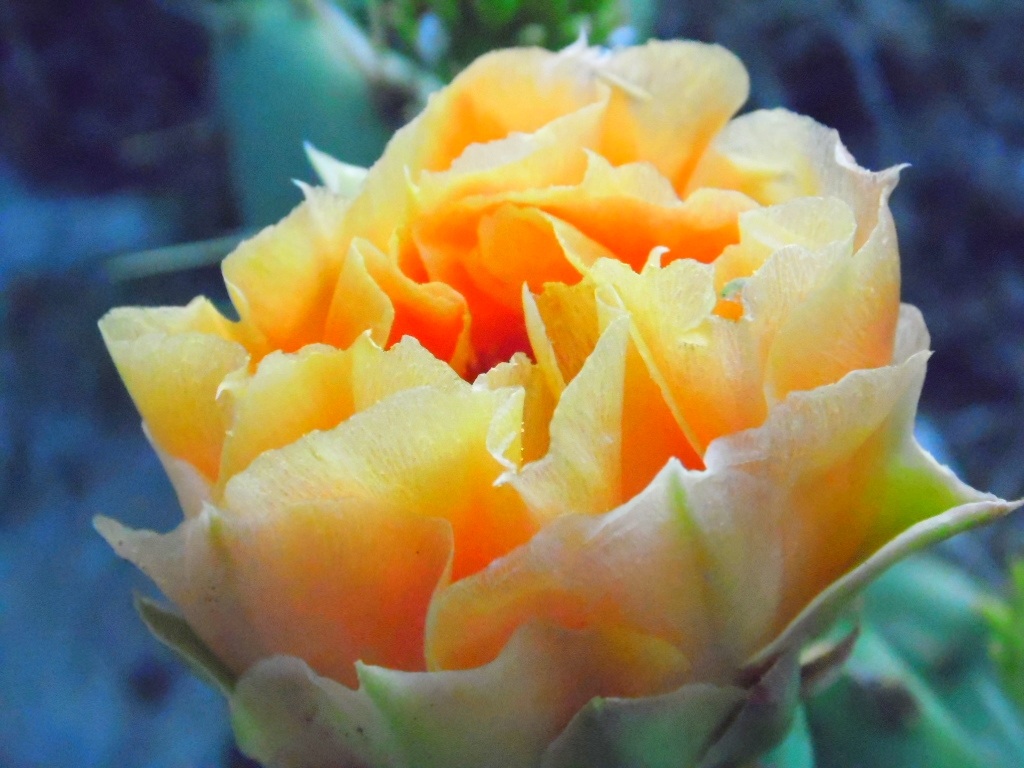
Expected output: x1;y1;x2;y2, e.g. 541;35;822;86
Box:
97;39;1017;768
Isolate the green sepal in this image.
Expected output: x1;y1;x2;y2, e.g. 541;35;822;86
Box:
133;593;235;697
698;650;800;768
539;684;745;768
230;656;403;768
226;626;804;768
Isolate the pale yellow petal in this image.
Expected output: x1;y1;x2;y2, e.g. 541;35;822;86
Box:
99;300;249;480
592;257;764;453
413;47;610;175
415;102;605;211
322;239;395;350
504;317;629;522
765;204;900;401
216;334;464;494
688;108;902;248
475;352;557;464
699;319;933;642
715;195;857;294
531;280;600;386
96;510;261;673
587;41;750;189
216;344;357;490
223;188;350;355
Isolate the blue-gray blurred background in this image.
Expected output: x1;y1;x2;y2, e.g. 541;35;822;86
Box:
1;1;1022;765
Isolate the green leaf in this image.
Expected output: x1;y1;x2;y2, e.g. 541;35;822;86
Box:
864;555;990;675
807;625;1022;768
760;706;815;768
133;594;235;696
473;0;521;29
984;560;1024;710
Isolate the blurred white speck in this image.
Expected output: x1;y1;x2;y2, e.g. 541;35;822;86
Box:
607;25;638;48
915;415;957;471
416;12;449;66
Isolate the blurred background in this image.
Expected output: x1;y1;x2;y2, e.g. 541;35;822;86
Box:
0;0;1022;765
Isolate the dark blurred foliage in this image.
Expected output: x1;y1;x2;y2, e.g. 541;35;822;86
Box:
0;0;236;232
1;0;205;186
377;0;626;79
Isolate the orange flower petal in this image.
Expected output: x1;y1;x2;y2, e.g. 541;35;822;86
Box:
96;501;453;687
504;317;629;522
215;335;461;491
222;383;534;581
592;257;764;453
592;41;749;189
322;239;395;351
503;154;758;270
427;462;722;677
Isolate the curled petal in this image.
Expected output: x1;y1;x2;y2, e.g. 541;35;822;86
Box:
223;383;533;581
688;108;901;248
592;256;763;453
764;202;900;401
503;316;630;523
215;335;461;491
325;239;472;372
428;460;722;676
223;188;350;356
96;501;454;687
99;299;248;480
590;40;749;189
